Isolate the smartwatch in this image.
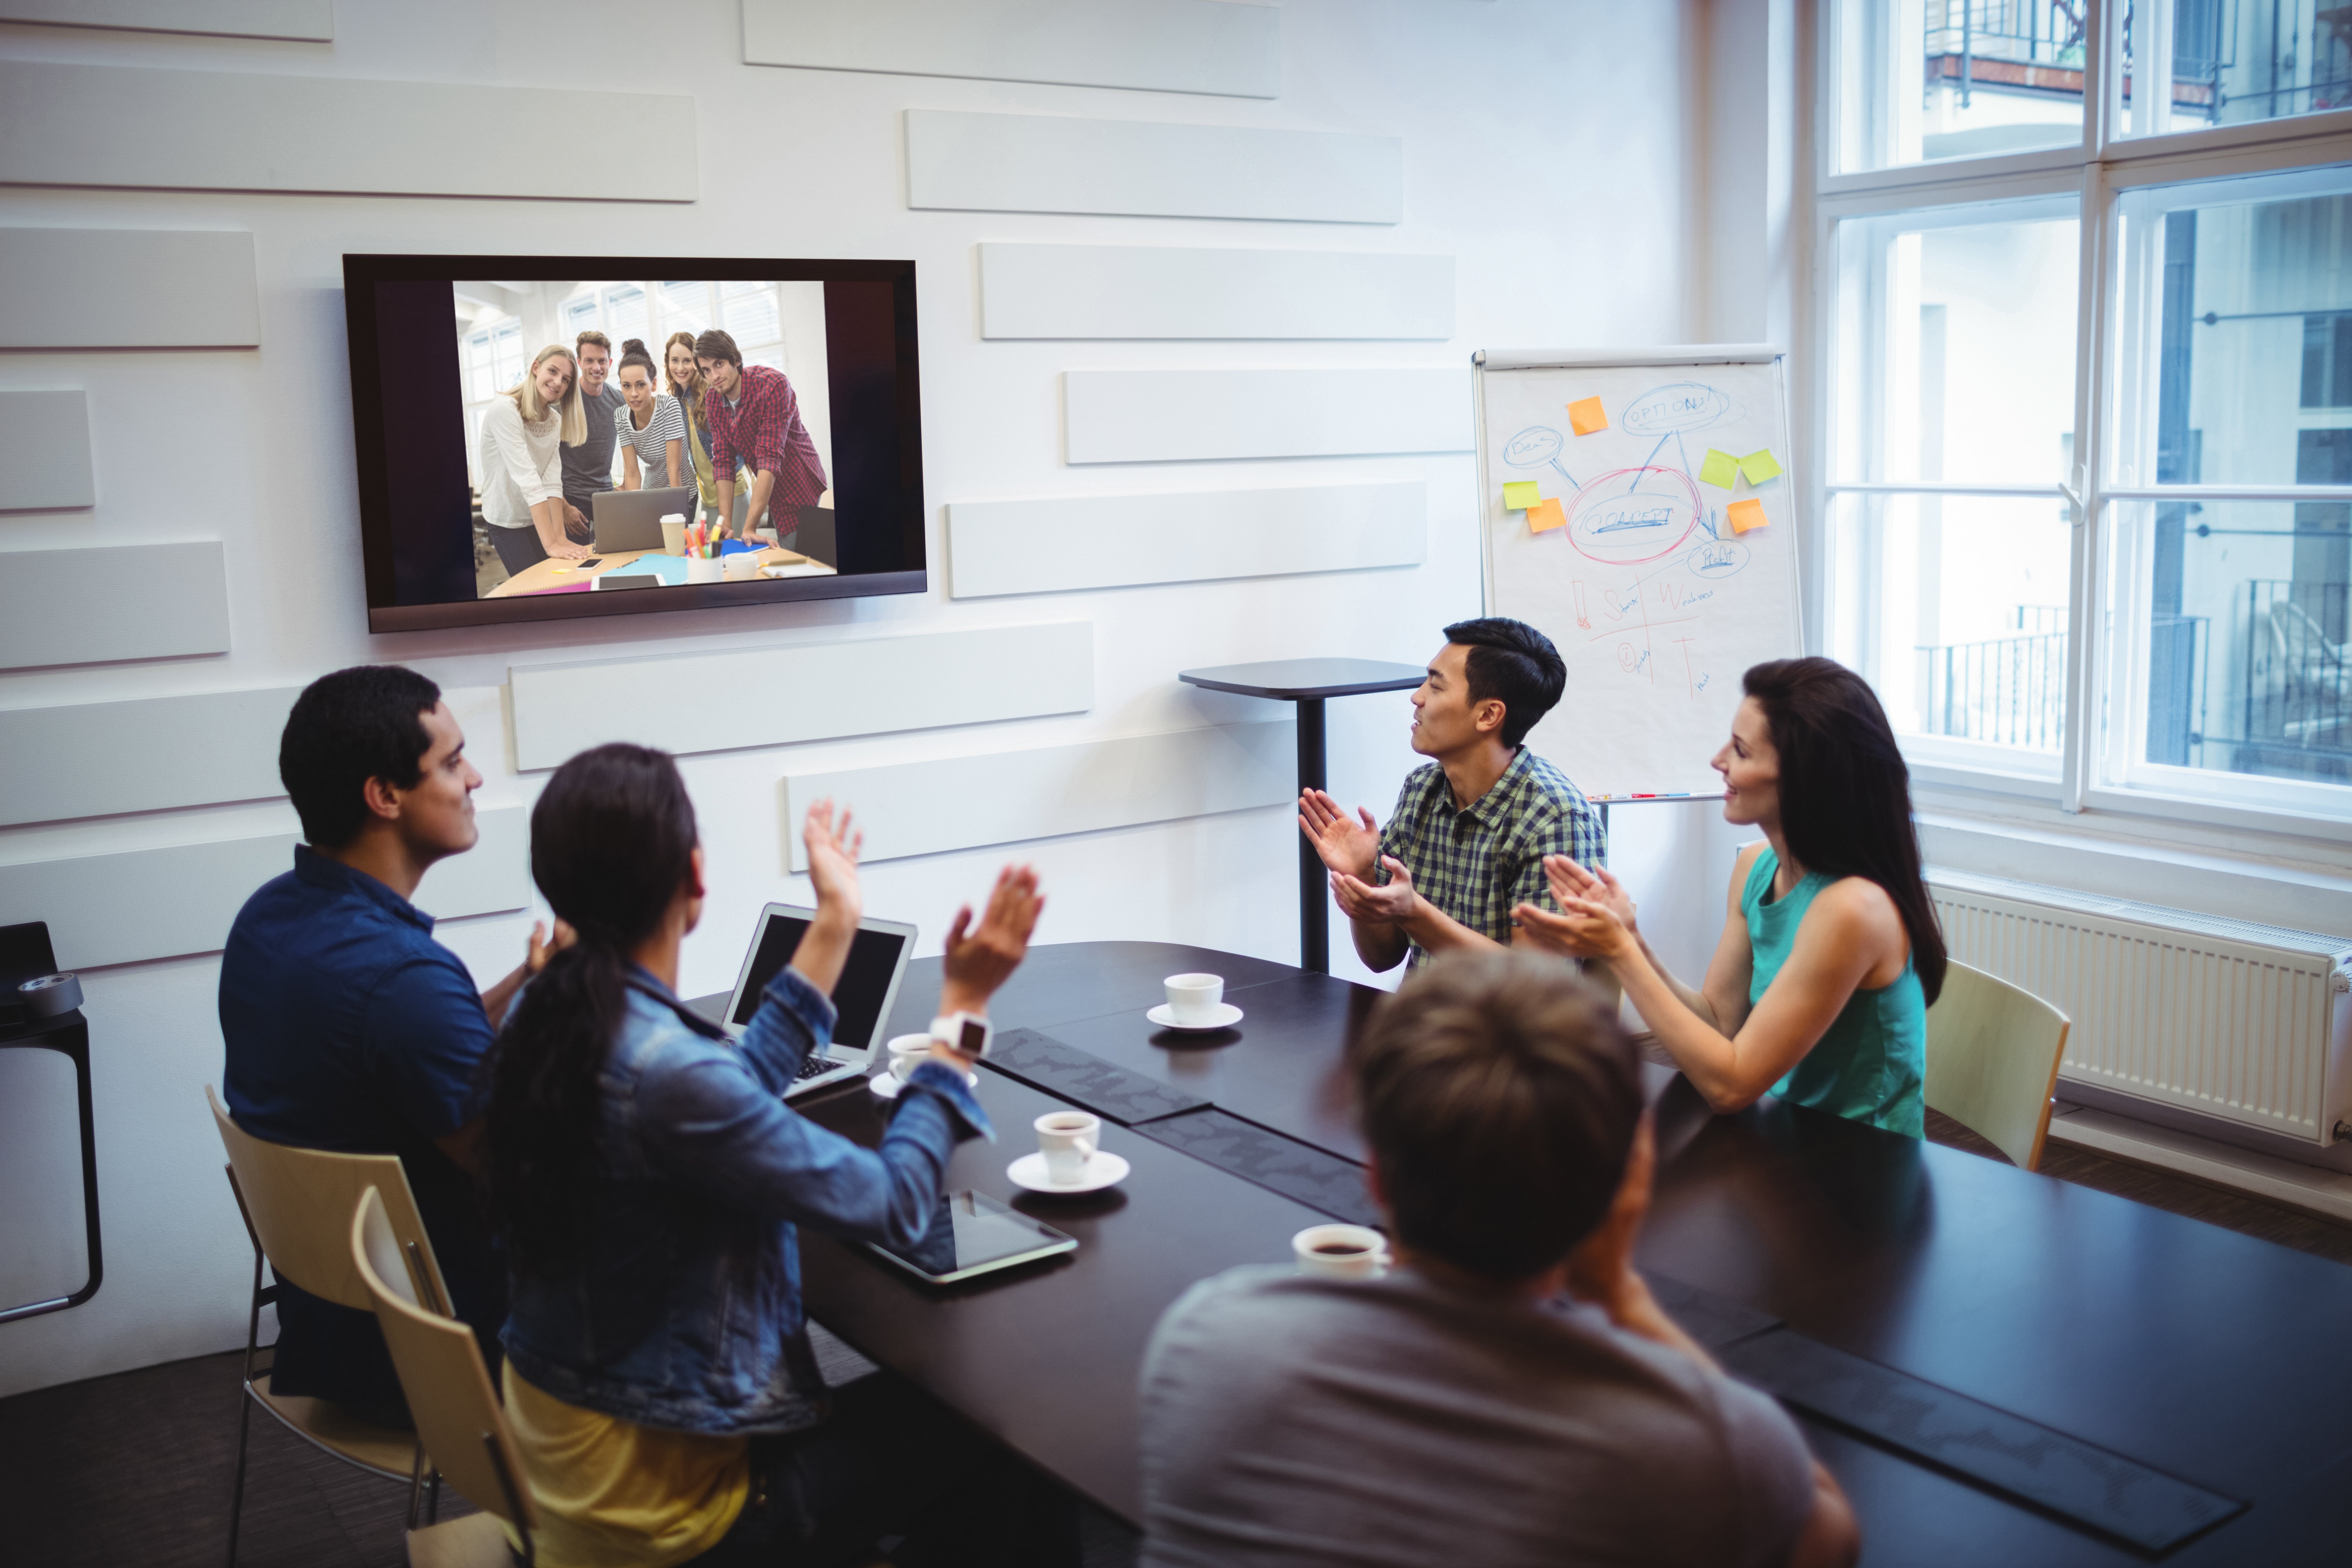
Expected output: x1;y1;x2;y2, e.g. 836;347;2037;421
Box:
931;1012;992;1059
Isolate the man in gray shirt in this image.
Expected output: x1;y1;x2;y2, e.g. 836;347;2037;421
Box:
1139;954;1859;1568
559;330;626;539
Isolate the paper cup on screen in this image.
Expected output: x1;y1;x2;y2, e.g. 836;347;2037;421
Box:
659;515;687;555
724;552;765;582
685;555;724;584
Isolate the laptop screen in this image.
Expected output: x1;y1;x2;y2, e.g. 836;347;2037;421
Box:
731;912;911;1053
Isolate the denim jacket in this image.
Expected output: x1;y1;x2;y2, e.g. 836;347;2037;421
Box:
501;962;991;1435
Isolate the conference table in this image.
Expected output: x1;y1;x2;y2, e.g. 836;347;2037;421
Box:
698;941;2352;1564
487;542;831;597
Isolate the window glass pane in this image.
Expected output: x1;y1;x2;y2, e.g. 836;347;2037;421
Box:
2105;499;2352;803
660;279;709;342
2113;172;2352;486
1830;492;2073;764
2121;1;2352;139
721;280;781;351
1834;0;2086;173
1833;204;2079;484
492;323;523;388
563;294;599;339
604;284;648;351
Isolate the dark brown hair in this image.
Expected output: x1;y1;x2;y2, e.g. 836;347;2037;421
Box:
1444;616;1567;748
616;337;657;380
692;327;742;368
1352;953;1641;1280
278;665;442;849
1742;657;1948;1006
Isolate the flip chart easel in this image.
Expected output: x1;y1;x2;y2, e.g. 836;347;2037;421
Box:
1473;346;1802;800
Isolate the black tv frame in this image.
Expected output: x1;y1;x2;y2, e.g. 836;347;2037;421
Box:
343;254;927;633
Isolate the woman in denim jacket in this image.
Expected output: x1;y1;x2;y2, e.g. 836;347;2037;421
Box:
480;743;1077;1567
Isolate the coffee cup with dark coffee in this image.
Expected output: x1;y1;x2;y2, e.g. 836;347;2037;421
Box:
1292;1223;1389;1280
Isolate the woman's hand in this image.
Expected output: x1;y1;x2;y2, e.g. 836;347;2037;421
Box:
525;919;576;974
547;540;593;561
1546;856;1637;933
800;799;864;927
939;865;1045;1018
1511;896;1637;961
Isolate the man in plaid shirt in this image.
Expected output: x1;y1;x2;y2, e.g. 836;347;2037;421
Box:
694;327;830;541
1300;618;1605;973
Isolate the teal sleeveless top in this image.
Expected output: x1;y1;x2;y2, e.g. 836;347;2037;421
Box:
1742;847;1926;1137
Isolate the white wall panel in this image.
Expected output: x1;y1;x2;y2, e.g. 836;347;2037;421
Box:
509;622;1093;771
0;1;332;38
1065;367;1471;463
949;482;1424;599
978;244;1453;340
0;542;229;670
0;63;694;202
744;0;1276;97
0;392;95;511
0;230;258;349
0;806;528;972
0;687;297;827
783;722;1293;868
906;109;1401;224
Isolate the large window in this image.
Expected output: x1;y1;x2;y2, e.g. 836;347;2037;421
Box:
1823;1;2352;832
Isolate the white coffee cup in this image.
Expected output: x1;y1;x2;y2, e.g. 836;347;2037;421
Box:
684;555;724;584
1164;972;1224;1025
723;551;765;582
658;514;687;555
1035;1110;1100;1183
1293;1224;1389;1280
886;1033;935;1082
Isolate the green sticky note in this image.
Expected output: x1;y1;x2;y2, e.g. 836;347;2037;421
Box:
1502;481;1540;511
1698;449;1740;489
1738;448;1784;485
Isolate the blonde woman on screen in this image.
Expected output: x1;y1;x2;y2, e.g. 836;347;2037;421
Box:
479;345;591;574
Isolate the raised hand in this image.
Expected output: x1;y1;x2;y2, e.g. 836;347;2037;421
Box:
1332;855;1418;926
800;798;865;925
1511;895;1633;960
1298;789;1381;880
1546;856;1637;932
940;864;1045;1019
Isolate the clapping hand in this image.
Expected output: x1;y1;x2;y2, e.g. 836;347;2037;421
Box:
1546;856;1637;931
939;865;1045;1026
1332;855;1418;926
801;799;864;925
1298;790;1381;880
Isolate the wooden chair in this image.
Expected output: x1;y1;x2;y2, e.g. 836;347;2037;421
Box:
1924;961;2071;1171
352;1184;539;1567
207;1086;455;1565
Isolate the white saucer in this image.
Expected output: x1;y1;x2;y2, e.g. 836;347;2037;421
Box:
1147;1002;1244;1032
869;1067;979;1100
1007;1150;1130;1195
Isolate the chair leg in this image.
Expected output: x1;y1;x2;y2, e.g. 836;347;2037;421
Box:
224;1385;255;1568
425;1467;442;1525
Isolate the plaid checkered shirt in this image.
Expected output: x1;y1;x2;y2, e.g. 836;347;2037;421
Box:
1374;746;1606;967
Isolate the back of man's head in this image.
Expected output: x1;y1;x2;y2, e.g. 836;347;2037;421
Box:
1352;952;1641;1282
280;666;443;849
1441;617;1566;748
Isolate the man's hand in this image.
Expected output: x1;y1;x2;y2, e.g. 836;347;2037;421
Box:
525;919;576;974
1546;856;1637;932
800;799;864;927
564;501;589;532
939;865;1045;1022
1332;856;1419;926
1298;790;1381;880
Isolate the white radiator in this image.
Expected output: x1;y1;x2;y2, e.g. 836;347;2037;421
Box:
1926;869;2352;1147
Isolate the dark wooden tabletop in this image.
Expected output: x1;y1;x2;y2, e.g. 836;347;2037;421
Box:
1175;656;1426;701
717;941;2352;1562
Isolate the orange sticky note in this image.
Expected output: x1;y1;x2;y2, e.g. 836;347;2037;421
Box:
1527;496;1567;534
1727;498;1768;535
1567;396;1608;435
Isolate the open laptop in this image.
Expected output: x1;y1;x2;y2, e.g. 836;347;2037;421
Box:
723;903;918;1098
591;485;696;552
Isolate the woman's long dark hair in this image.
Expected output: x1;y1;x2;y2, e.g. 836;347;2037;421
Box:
1743;658;1948;1006
481;744;698;1274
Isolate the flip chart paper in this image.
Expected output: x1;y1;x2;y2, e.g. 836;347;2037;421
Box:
1698;449;1740;488
1527;496;1566;533
1738;448;1783;485
1502;480;1540;511
1727;498;1768;534
1567;397;1607;436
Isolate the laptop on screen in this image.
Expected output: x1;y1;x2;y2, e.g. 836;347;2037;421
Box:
591;485;696;552
724;903;917;1099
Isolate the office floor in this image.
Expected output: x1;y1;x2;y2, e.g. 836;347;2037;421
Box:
3;1135;2346;1567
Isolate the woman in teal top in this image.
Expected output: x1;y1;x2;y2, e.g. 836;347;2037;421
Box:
1515;657;1943;1135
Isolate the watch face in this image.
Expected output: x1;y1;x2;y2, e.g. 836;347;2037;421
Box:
958;1017;989;1055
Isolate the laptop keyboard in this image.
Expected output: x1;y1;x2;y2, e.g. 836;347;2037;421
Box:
795;1053;845;1082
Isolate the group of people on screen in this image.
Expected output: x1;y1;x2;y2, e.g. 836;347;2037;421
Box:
475;325;830;578
217;619;1935;1566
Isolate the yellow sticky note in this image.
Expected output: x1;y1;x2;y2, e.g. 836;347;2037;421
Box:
1502;480;1541;511
1698;448;1740;488
1738;448;1783;485
1527;496;1567;534
1568;397;1608;436
1727;498;1768;535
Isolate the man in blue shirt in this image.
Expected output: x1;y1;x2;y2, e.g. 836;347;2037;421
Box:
220;665;557;1425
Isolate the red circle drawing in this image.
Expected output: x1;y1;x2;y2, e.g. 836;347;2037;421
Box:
1562;467;1704;565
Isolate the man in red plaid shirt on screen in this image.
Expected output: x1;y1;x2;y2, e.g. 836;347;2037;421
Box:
695;327;831;542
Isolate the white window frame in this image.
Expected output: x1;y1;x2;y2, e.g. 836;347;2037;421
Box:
1814;0;2352;844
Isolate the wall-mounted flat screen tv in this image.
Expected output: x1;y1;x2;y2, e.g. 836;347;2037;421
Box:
344;255;924;633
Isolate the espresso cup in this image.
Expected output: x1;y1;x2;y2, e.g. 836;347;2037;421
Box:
1035;1111;1100;1182
1164;972;1224;1025
886;1033;934;1082
1292;1224;1389;1280
659;514;687;555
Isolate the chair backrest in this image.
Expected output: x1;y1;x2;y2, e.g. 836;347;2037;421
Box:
1924;961;2071;1171
352;1186;538;1540
207;1084;453;1316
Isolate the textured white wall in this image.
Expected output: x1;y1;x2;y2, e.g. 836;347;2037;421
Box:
0;0;1703;1395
